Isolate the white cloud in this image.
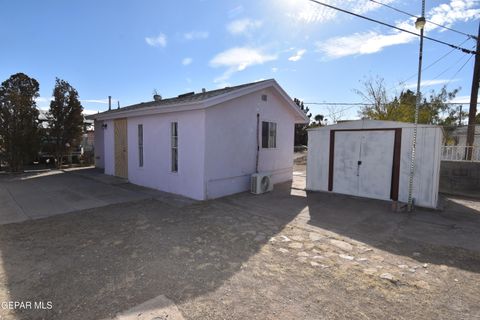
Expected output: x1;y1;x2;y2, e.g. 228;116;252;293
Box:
182;57;193;66
288;49;306;62
184;31;209;40
227;18;262;35
272;67;279;73
285;0;396;24
316;0;480;59
228;5;244;18
451;95;477;103
316;29;415;58
35;97;53;103
404;79;458;89
83;109;99;115
145;33;167;47
81;98;118;104
210;47;277;82
428;0;480;31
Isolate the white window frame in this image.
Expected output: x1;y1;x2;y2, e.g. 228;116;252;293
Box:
171;122;178;172
261;121;277;149
138;124;144;167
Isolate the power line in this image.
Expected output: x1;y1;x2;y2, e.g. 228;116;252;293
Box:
369;0;477;40
392;38;472;90
304;102;477;105
444;54;475;88
306;0;477;54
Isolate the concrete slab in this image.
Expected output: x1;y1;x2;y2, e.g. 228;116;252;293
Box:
0;170;151;224
110;295;185;320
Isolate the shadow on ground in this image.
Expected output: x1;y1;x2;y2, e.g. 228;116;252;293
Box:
221;177;480;274
0;170;479;319
0;173;305;320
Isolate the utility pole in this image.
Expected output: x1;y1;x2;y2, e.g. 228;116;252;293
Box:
407;0;426;212
466;22;480;160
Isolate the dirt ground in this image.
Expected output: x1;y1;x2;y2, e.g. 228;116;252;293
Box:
0;165;479;319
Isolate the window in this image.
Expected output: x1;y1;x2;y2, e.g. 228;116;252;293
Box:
262;121;277;148
138;124;143;167
171;122;178;172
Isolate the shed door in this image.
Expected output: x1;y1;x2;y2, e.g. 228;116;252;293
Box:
114;118;128;178
333;130;395;201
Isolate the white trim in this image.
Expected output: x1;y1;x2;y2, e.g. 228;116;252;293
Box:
88;80;309;123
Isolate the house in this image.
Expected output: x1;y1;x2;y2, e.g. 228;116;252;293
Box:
306;120;443;209
449;125;480;147
87;79;309;200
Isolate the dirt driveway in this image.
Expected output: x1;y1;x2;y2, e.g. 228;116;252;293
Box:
0;169;479;319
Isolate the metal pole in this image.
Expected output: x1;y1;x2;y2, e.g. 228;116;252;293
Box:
466;22;480;160
407;0;426;212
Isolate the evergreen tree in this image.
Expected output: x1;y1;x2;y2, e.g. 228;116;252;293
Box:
294;98;313;146
48;78;84;167
0;73;40;171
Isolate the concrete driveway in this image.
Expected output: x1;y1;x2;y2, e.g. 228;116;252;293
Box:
0;168;194;225
0;166;479;319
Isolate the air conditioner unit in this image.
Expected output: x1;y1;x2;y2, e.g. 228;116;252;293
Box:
251;173;273;194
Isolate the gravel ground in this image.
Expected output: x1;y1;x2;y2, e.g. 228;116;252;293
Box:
0;169;479;319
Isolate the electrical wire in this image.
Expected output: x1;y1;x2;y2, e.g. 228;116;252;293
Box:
444;54;475;88
392;38;472;90
304;102;475;105
369;0;478;40
305;0;477;54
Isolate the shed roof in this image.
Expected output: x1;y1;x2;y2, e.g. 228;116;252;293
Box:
87;79;309;123
308;119;441;131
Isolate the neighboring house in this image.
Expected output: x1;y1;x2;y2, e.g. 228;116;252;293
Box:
87;79;309;200
449;125;480;147
307;120;443;209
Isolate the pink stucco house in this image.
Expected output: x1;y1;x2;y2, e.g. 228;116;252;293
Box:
87;79;309;200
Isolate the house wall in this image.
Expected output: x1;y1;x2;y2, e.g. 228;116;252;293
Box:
307;121;442;208
204;87;295;199
104;119;115;176
125;110;206;200
93;120;105;168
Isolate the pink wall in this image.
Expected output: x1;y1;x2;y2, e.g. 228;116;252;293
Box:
126;110;206;200
204;87;295;199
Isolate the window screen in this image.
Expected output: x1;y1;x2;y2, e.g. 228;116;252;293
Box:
262;121;277;148
171;122;178;172
138;124;143;167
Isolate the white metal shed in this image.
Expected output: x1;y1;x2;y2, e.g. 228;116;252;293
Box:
306;120;443;208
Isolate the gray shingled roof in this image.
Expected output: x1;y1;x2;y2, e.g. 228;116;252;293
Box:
96;79;272;116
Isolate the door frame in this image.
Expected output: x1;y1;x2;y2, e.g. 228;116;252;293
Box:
328;128;402;201
114;118;128;178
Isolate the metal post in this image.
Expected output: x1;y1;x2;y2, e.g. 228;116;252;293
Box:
466;22;480;160
407;0;426;212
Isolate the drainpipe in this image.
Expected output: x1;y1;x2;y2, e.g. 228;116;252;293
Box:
256;113;260;173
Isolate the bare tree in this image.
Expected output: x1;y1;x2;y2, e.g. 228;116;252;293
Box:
326;105;345;124
355;76;389;119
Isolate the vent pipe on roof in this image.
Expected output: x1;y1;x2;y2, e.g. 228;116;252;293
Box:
202;88;206;93
117;101;120;109
108;96;111;111
153;94;162;101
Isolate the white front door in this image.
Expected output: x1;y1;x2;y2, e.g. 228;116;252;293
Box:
333;130;395;201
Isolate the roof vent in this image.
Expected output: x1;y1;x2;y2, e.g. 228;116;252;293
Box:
153;94;162;101
178;91;195;98
202;88;206;93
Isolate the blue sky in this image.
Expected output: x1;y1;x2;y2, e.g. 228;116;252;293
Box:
1;0;479;122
